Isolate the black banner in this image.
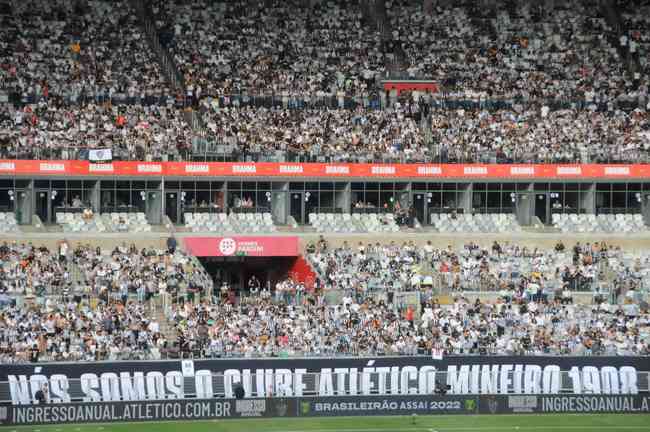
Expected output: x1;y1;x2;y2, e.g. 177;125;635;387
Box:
478;394;650;414
2;356;646;382
0;398;295;426
2;394;650;426
2;356;647;405
296;395;478;416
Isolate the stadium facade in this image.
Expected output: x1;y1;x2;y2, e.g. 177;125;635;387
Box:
1;160;650;227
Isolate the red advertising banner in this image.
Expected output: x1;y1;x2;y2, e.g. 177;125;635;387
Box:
183;236;299;257
382;80;439;95
1;160;650;180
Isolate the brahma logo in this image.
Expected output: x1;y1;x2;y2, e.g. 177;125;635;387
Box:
185;164;209;173
0;162;15;171
137;164;162;173
39;163;65;172
604;166;630;176
463;166;487;175
325;165;350;174
510;166;534;176
89;163;114;173
219;237;237;256
557;166;582;176
232;165;256;174
417;166;442;175
371;166;395;175
279;165;304;174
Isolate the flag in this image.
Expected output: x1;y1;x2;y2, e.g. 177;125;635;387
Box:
88;148;113;162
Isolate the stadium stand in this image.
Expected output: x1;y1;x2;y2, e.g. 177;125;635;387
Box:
0;212;19;233
57;211;152;233
552;213;648;233
1;0;650;367
184;211;276;233
430;213;522;233
309;212;400;233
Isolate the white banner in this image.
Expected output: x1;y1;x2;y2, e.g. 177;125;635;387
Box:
88;148;112;162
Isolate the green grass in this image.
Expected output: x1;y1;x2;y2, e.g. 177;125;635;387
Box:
1;414;650;432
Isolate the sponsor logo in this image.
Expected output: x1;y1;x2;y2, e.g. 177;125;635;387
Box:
300;401;311;415
508;395;537;413
279;165;304;174
218;238;237;256
510;166;535;176
235;399;266;417
88;163;114;173
232;164;256;174
416;166;442;175
325;165;350;175
136;164;162;173
370;166;395;175
463;166;488;175
604;166;630;176
184;164;209;174
464;399;476;412
557;166;582;176
0;162;16;171
39;163;65;172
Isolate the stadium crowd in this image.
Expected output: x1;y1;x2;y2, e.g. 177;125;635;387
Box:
306;239;650;297
167;287;649;358
0;100;193;160
0;0;648;162
1;240;648;362
0;0;170;100
0;241;212;362
199;104;427;162
429;107;650;163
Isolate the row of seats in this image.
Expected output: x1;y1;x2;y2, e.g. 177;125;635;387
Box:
184;212;276;233
430;213;523;233
56;212;152;233
0;212;20;233
309;213;400;233
552;214;647;233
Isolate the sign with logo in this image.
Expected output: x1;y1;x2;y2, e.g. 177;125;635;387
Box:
183;236;299;257
479;395;650;414
1;160;649;179
0;398;295;426
297;395;477;416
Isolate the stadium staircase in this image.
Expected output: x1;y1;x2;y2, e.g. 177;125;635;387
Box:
601;0;642;80
129;0;185;93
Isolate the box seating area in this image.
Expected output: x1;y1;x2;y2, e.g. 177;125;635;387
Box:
309;213;400;233
0;212;20;233
184;212;276;233
56;212;152;233
552;214;647;233
430;213;522;233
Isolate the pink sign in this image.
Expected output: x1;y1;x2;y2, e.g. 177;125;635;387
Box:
183;236;299;257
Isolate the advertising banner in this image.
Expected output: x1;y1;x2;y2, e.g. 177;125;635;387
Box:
478;394;650;414
1;357;646;406
1;160;649;180
297;395;477;416
182;236;299;257
2;394;649;426
0;398;295;426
